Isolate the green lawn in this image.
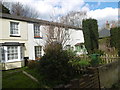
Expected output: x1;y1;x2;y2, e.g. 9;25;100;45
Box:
2;67;46;88
2;67;58;88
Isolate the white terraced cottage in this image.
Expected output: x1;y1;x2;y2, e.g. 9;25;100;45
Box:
0;13;87;70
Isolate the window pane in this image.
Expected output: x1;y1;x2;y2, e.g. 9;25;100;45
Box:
7;46;18;60
0;47;5;61
34;24;40;36
20;46;23;59
10;22;19;35
35;46;42;59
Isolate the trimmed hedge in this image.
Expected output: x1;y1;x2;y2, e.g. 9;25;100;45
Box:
82;18;99;54
110;27;120;56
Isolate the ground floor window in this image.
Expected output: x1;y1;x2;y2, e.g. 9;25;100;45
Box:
0;46;23;62
20;46;23;59
7;46;18;60
35;46;42;59
0;47;5;62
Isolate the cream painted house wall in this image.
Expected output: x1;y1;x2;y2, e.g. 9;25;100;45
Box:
0;18;28;70
0;18;29;57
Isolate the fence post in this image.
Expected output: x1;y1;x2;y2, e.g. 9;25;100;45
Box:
97;67;101;90
70;79;79;88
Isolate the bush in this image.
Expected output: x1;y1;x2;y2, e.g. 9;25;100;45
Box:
27;60;39;69
38;43;75;84
78;60;90;67
68;57;90;70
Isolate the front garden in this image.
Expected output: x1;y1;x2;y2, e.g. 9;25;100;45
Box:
2;19;120;89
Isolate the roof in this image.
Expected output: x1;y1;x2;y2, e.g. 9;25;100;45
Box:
75;43;84;46
99;28;110;38
0;13;82;30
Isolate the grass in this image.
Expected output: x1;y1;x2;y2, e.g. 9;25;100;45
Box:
2;67;59;88
2;67;43;88
2;66;82;88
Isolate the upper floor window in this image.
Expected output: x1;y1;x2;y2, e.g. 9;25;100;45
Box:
10;22;19;36
34;24;42;38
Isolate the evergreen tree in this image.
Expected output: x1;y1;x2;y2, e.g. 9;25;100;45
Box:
110;27;120;56
82;19;99;54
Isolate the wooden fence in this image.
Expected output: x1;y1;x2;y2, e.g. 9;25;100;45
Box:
54;67;100;89
54;55;120;89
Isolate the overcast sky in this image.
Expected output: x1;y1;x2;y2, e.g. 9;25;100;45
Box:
2;0;119;28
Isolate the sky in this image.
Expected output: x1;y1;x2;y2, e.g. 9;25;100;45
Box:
2;0;119;28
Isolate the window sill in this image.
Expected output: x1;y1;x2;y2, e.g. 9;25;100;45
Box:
6;59;23;63
34;36;43;39
10;35;21;37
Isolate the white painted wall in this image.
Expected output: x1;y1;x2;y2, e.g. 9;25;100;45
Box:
27;23;45;60
64;29;84;48
69;29;84;46
27;23;85;59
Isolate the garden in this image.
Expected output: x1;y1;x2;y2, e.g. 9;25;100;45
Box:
2;19;120;89
2;42;104;88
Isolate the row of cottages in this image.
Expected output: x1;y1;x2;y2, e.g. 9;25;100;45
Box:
0;13;87;70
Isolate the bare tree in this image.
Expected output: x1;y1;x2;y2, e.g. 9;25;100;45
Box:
3;2;39;18
60;11;87;27
43;24;70;48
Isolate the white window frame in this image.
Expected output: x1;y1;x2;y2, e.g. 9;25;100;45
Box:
35;46;42;58
34;24;41;37
2;46;22;63
10;22;20;36
0;46;5;62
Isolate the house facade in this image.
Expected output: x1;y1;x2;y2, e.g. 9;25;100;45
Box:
0;16;28;70
0;13;86;70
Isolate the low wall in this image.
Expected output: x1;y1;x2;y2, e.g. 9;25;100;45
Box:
98;60;120;88
1;61;25;70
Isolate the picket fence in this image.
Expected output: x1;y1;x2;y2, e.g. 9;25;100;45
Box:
79;54;119;64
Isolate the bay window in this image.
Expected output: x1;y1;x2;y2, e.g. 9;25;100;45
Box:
0;46;23;62
7;46;18;60
0;47;5;62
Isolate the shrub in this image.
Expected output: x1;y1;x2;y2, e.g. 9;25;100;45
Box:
27;60;39;69
67;49;77;59
38;43;75;83
68;57;90;70
78;60;90;67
